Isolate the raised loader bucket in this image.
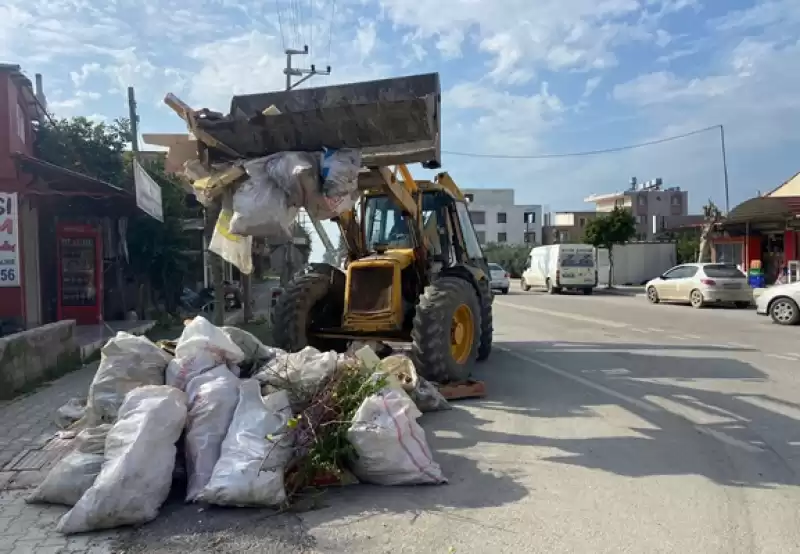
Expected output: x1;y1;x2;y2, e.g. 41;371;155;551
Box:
195;73;441;168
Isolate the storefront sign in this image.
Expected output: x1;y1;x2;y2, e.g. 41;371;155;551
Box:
0;192;20;287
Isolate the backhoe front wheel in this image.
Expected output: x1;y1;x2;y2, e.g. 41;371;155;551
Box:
272;272;347;353
411;276;482;384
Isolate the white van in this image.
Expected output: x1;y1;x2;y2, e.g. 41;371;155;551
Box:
521;244;598;295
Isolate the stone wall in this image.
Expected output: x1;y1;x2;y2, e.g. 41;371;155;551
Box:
0;320;80;399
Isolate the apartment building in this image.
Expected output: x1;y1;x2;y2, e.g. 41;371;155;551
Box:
584;178;689;241
462;188;542;246
542;211;599;244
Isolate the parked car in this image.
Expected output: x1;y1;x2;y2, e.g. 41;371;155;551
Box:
645;263;752;309
755;281;800;325
488;263;510;295
521;243;597;295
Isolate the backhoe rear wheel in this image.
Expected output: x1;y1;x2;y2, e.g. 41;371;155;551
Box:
273;272;348;353
411;276;482;384
477;279;493;361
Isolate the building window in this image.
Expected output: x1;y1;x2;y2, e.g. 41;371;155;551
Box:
476;231;486;244
523;211;536;223
524;232;536;244
471;211;486;225
671;194;681;206
15;104;26;143
558;231;569;242
638;195;646;206
638;215;647;224
497;232;507;243
579;217;586;227
465;193;474;203
497;212;507;224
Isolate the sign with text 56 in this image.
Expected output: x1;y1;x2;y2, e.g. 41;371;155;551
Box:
0;192;20;287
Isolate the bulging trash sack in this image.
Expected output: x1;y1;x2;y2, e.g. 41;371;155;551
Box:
347;388;446;486
184;365;240;502
27;424;112;507
167;316;245;391
57;386;188;534
374;354;449;413
320;148;361;198
55;397;87;429
84;332;172;425
198;381;293;507
254;346;337;406
208;191;254;275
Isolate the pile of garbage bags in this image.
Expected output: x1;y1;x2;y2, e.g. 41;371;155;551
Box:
191;147;362;274
33;317;450;534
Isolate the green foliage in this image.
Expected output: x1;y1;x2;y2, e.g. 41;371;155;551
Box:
36;117;131;188
676;233;700;264
482;243;530;277
582;206;637;250
582;206;637;287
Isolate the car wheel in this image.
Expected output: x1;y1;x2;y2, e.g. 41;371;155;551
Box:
546;279;557;295
646;286;660;304
769;297;800;325
582;288;593;295
521;278;531;292
501;288;509;295
690;289;705;309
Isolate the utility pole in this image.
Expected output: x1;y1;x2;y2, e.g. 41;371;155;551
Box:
719;124;731;215
280;46;332;288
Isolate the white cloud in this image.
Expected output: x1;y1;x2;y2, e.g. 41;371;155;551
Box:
582;76;602;98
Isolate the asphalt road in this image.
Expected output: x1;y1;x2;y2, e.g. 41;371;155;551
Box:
115;289;800;554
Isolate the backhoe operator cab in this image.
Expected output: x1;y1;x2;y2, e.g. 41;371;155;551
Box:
273;171;494;384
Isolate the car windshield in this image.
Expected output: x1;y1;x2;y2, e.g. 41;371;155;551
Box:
489;264;504;271
704;264;745;278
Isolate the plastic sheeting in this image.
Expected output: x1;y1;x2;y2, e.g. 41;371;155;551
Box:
57;386;188;534
254;346;338;407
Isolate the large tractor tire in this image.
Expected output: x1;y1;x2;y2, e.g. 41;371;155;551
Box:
272;272;348;353
411;276;482;384
477;279;493;361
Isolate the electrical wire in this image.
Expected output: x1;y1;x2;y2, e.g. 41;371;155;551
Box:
326;0;337;64
442;124;722;160
274;0;286;50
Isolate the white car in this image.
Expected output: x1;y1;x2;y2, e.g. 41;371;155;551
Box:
488;263;510;294
755;281;800;325
645;263;753;309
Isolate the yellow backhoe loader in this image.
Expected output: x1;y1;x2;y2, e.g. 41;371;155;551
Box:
165;71;494;383
272;166;494;383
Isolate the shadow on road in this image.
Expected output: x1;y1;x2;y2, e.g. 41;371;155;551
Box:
434;340;800;490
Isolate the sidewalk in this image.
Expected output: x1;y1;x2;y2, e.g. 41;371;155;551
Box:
0;362;119;553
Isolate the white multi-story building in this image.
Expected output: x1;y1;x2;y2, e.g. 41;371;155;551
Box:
462;188;542;247
584;178;689;241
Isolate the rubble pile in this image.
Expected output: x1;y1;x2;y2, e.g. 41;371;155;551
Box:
32;317;450;534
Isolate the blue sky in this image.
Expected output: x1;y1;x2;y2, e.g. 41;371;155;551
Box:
2;0;799;257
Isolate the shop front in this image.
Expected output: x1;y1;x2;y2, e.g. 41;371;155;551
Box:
713;195;800;285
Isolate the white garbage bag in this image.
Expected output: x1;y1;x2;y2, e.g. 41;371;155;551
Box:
166;316;245;391
184;365;240;502
347;388;446;486
228;177;298;240
411;377;451;413
84;332;171;425
374;354;450;413
26;425;112;507
56;386;188;534
254;346;337;405
198;381;292;507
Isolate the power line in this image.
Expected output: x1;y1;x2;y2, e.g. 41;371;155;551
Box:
326;0;337;64
442;124;721;160
274;0;286;49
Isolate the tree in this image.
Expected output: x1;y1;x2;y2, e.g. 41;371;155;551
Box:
697;199;722;263
582;206;637;287
482;243;530;278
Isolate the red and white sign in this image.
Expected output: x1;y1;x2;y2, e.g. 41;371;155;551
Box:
0;192;20;287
